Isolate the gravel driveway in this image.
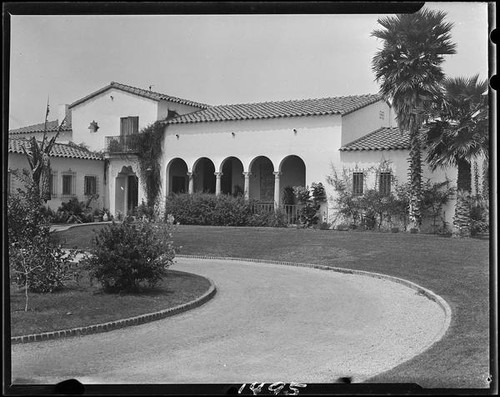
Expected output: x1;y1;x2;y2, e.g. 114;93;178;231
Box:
11;257;449;384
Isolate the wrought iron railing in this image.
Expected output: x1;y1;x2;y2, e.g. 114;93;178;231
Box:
105;135;140;153
282;204;304;225
250;202;304;225
251;202;274;214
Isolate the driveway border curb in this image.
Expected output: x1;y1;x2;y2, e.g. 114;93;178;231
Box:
11;274;216;345
177;254;452;343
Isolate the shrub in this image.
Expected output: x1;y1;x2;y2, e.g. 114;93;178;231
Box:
164;193;288;227
282;186;296;205
293;183;326;228
327;164;455;232
55;196;98;224
8;186;76;309
82;218;175;293
135;200;156;221
470;197;489;236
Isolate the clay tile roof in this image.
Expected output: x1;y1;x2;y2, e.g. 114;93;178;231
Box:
168;94;382;124
340;127;411;151
9;118;72;135
8;138;103;161
69;81;210;109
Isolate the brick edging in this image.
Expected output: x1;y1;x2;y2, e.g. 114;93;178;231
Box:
11;274;216;344
177;254;452;336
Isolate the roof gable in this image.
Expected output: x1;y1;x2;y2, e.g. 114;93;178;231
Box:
69;81;210;110
9;138;103;161
168;94;383;124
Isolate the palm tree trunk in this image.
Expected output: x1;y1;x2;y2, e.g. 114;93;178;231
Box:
453;158;471;237
408;120;423;230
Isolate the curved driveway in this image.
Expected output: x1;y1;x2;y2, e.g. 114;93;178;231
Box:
12;257;448;384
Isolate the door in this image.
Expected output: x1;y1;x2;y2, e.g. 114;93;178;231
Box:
127;175;139;214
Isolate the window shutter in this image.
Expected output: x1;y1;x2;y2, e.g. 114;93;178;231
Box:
132;117;139;134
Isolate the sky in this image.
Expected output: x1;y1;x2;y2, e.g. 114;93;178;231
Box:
7;2;491;130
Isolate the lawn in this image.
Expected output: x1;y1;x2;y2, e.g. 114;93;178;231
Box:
10;268;211;337
54;224;490;389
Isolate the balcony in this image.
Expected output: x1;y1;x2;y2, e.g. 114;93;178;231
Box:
105;135;140;154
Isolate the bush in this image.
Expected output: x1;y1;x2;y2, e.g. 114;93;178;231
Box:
54;196;98;224
470;197;489;236
164;193;290;227
293;183;326;228
135;200;156;221
8;187;76;307
82;218;175;293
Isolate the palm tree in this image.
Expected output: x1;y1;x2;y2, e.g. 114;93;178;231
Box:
371;8;456;231
425;75;488;237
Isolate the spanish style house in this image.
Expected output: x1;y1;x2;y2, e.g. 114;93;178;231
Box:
8;81;461;229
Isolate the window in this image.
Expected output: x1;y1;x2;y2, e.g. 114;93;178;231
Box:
84;175;97;196
120;116;139;136
62;174;75;196
379;172;392;196
352;172;364;196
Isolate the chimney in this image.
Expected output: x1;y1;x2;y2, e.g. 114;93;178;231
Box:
57;104;71;127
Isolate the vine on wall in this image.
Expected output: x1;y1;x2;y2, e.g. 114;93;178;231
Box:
135;121;165;208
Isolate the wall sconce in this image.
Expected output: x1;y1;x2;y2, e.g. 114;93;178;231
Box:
175;134;180;139
293;129;297;135
231;132;236;137
110;95;114;100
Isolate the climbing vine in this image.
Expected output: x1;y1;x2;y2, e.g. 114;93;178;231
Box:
135;121;165;208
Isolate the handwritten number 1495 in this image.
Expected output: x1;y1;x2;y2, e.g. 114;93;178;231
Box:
238;382;307;395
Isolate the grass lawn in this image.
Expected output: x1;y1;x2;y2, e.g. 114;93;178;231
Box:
10;268;211;337
53;224;490;389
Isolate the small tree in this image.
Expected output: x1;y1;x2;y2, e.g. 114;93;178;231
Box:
293;183;326;228
8;182;75;311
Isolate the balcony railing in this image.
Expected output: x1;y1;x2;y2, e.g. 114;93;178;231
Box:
105;135;140;153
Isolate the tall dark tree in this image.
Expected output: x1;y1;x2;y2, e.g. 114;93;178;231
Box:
425;75;488;237
372;8;456;230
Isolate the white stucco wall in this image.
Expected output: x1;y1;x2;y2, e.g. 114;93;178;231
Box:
339;149;458;231
70;88;160;151
161;114;344;204
8;152;105;212
341;100;396;146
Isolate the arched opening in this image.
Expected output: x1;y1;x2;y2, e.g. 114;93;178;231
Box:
220;157;245;196
279;155;306;204
193;157;216;194
167;158;188;195
115;166;139;216
249;156;274;202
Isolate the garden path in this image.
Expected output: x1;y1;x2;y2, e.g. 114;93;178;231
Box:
11;257;448;384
